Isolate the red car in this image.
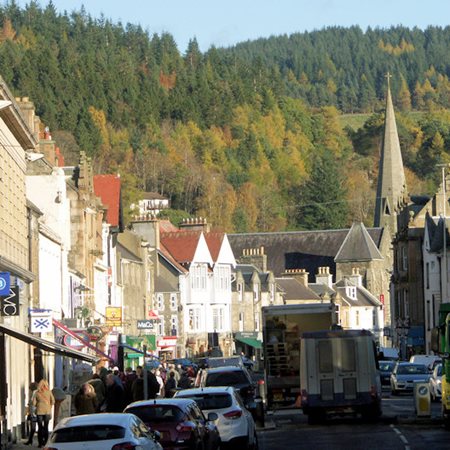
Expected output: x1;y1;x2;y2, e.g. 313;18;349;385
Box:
124;398;220;450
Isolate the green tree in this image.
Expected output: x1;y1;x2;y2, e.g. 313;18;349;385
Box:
296;150;348;230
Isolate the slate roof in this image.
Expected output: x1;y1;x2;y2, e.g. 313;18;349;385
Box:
309;283;336;299
334;278;381;307
233;264;272;290
334;222;383;262
228;228;383;278
155;275;178;292
275;277;322;302
427;214;450;252
93;174;123;230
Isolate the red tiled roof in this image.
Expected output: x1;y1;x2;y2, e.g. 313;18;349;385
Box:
204;232;224;262
93;174;121;227
159;242;187;273
160;231;201;264
159;220;179;233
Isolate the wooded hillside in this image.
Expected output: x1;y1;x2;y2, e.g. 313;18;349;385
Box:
1;3;449;231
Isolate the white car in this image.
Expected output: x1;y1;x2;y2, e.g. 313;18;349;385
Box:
174;386;258;449
429;363;443;401
43;413;162;450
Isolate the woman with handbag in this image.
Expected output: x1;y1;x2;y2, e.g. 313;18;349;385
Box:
33;379;55;447
24;382;37;445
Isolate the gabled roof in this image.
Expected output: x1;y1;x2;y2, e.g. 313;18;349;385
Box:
93;174;123;230
160;231;202;265
204;232;224;262
334;278;381;307
158;245;187;273
233;264;273;290
335;222;383;262
229;228;383;277
275;277;322;302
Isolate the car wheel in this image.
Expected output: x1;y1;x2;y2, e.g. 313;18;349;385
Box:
248;431;258;450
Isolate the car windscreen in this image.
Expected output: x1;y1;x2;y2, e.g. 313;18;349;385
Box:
127;405;185;423
379;362;394;371
178;393;232;409
207;358;241;368
49;425;125;443
206;371;248;386
396;364;428;375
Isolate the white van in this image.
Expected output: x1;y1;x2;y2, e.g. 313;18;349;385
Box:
300;329;381;423
409;354;441;370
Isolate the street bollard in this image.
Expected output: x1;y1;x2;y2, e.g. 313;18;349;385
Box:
254;396;265;428
414;381;431;417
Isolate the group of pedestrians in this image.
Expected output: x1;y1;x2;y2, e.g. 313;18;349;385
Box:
24;363;194;447
75;363;193;413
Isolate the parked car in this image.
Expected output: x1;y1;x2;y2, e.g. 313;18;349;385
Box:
43;413;162;450
390;362;431;395
379;360;396;386
195;365;257;415
174;386;258;449
124;398;220;450
429;363;443;401
167;358;199;374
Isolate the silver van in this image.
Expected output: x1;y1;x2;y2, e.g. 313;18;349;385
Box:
300;329;381;423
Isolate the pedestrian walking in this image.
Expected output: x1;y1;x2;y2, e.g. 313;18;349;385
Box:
33;379;55;447
88;373;106;411
104;373;125;412
164;371;177;398
74;383;98;415
23;382;37;445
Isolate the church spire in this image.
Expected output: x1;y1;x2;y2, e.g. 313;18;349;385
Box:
374;73;408;231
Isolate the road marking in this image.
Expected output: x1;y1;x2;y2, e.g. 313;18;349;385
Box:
390;424;410;449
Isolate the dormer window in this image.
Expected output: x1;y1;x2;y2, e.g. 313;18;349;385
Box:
346;286;357;300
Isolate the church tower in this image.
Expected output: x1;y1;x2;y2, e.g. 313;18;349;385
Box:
374;74;408;233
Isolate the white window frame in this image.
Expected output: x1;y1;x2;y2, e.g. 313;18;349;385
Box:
170;293;177;311
157;293;164;311
158;318;165;336
212;307;224;331
171;315;178;335
188;308;201;331
239;312;244;332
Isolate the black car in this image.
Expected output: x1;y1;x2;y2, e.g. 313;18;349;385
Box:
196;365;257;414
379;360;395;386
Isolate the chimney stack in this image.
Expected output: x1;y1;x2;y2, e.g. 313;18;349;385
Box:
315;266;333;288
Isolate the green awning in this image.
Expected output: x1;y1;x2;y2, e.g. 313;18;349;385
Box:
235;336;262;349
125;353;141;359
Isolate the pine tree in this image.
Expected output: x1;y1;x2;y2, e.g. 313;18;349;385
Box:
296;150;348;230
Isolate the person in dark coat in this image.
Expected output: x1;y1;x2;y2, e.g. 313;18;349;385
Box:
164;372;177;398
178;371;192;390
74;383;98;415
131;366;160;402
104;374;125;412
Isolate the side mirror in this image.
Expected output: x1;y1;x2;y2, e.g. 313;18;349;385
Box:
207;412;218;421
152;430;161;441
431;327;440;353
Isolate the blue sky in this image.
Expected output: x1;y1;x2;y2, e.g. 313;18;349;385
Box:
10;0;450;52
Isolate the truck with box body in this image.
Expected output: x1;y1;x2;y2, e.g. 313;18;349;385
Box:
262;303;336;409
300;329;382;422
431;303;450;428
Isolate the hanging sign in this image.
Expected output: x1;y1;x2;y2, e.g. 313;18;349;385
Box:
31;312;52;333
1;287;19;317
0;272;10;296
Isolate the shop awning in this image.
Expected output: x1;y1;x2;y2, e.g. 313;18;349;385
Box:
0;323;99;364
235;336;262;349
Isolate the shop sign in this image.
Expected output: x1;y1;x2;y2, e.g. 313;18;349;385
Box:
105;306;122;326
137;320;155;330
0;272;11;296
1;286;19;316
30;311;52;333
158;336;177;347
63;330;90;349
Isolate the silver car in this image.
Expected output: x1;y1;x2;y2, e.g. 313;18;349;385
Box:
429;363;443;401
390;362;430;395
